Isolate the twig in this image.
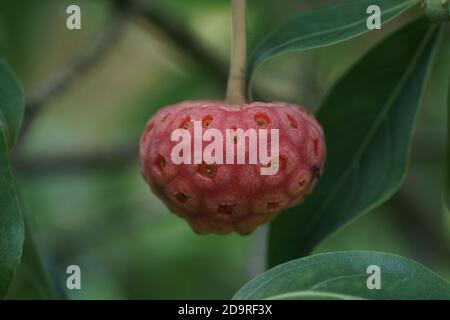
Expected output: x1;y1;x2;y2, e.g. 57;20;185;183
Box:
226;0;248;104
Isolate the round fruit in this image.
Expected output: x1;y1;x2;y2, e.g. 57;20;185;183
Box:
140;100;326;235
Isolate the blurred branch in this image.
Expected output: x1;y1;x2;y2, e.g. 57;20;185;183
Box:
387;185;450;262
116;0;229;87
14;132;444;175
19;7;130;143
411;132;445;162
17;0;265;173
19;0;232;146
13;145;137;175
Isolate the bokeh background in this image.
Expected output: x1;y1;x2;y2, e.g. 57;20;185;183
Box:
1;0;449;299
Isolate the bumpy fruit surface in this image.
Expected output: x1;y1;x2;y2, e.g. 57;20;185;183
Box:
140;100;326;235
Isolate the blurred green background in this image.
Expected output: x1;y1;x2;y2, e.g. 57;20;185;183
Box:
0;0;449;299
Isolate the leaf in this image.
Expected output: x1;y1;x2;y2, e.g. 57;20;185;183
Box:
0;59;24;150
4;202;64;300
445;67;450;235
233;251;450;300
446;67;450;208
268;18;442;267
264;291;363;300
247;0;421;87
0;0;38;70
443;200;450;239
17;220;62;299
0;58;25;298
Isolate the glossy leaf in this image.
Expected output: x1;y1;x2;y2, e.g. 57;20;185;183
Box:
446;69;450;234
0;58;25;298
233;251;450;300
247;0;421;86
3;196;63;300
0;59;24;150
444;200;450;237
268;18;442;266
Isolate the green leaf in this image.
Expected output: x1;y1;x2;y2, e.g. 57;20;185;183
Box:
446;67;450;205
443;200;450;238
445;66;450;235
0;0;38;70
268;18;442;267
263;291;363;300
247;0;421;87
0;59;24;150
233;251;450;300
0;58;25;298
17;221;62;300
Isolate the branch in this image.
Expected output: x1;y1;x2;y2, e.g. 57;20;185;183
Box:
13;145;137;175
19;7;129;142
128;0;229;87
387;179;450;261
16;0;265;174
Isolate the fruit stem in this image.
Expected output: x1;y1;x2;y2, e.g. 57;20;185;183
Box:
226;0;247;105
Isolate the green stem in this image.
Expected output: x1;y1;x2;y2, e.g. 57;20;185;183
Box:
226;0;247;104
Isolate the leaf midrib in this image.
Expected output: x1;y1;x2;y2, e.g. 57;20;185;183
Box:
264;290;363;300
254;1;418;65
240;267;415;299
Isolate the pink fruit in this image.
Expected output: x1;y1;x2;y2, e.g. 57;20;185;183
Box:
140;100;326;235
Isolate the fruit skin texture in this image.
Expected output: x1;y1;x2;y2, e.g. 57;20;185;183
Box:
140;100;326;235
